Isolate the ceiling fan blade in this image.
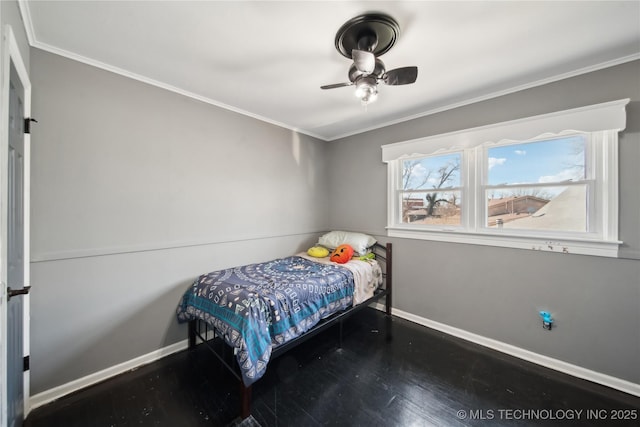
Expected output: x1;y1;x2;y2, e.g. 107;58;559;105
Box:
320;82;353;90
383;66;418;85
352;49;375;74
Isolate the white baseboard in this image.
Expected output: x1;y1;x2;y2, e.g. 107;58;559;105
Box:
29;339;188;410
30;305;640;411
371;303;640;397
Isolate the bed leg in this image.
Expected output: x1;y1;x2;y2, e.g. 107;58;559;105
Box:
240;383;252;419
188;320;197;349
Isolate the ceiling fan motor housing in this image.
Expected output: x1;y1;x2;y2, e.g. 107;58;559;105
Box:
348;58;385;82
334;13;400;59
320;13;417;99
356;28;378;52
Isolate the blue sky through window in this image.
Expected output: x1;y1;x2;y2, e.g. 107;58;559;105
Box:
487;135;586;186
403;153;461;190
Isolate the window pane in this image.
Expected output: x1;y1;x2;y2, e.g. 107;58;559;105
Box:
486;185;587;232
487;136;586;186
402;191;461;225
402;153;461;190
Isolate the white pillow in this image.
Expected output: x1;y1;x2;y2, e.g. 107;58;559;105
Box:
318;231;376;256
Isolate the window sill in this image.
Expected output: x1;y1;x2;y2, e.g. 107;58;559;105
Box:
387;227;621;257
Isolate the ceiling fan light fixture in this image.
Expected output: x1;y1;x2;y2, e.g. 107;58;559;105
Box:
320;13;417;106
355;77;378;105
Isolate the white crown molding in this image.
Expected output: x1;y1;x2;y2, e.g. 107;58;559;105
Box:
328;53;640;142
19;2;321;142
32;40;329;141
17;0;322;141
17;0;35;46
19;1;640;143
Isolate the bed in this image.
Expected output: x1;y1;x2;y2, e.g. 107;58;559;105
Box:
176;232;392;420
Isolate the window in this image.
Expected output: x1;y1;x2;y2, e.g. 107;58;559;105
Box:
383;99;629;257
401;153;462;226
484;135;589;233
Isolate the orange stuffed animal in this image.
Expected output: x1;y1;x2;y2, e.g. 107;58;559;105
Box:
330;244;354;264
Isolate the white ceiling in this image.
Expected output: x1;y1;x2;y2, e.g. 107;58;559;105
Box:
21;1;640;141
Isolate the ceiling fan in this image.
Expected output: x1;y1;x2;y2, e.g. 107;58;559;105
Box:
321;13;418;105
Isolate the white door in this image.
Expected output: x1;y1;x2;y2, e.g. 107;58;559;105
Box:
1;27;31;427
6;60;26;427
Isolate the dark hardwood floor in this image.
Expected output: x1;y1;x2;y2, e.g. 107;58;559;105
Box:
25;309;639;426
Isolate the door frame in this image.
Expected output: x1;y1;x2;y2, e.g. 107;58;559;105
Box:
1;24;32;424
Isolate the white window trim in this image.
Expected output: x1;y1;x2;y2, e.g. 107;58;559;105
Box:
382;99;629;258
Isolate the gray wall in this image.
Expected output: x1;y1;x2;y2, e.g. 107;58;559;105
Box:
29;49;329;394
1;0;30;72
28;43;639;394
327;60;640;383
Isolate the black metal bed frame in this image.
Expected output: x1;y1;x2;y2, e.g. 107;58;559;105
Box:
187;242;393;420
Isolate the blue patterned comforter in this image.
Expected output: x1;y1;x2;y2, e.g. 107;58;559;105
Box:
176;256;355;386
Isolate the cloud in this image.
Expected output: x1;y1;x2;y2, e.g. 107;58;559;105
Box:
427;176;440;186
514;150;527;156
411;163;427;177
488;157;507;170
538;168;581;183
